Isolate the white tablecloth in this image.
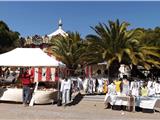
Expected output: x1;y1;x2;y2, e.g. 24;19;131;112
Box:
105;94;160;109
137;96;160;109
0;87;57;104
105;94;131;106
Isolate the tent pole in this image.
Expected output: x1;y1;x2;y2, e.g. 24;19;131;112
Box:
57;67;61;106
29;82;39;106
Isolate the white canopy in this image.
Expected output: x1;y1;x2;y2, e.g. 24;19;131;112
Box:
0;48;65;67
48;27;67;38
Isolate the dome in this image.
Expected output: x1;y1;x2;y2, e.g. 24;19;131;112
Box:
48;19;67;38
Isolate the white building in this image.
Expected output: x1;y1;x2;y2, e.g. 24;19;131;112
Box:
24;19;67;48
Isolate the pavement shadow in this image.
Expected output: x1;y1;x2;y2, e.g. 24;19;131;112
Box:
67;92;84;106
0;87;7;98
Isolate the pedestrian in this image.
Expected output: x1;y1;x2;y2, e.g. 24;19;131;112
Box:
20;67;33;106
60;76;71;106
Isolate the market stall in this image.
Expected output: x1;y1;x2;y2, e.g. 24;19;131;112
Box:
0;87;58;104
104;94;160;112
0;48;65;105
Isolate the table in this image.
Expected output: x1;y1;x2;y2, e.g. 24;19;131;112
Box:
0;87;57;104
105;94;160;111
137;96;160;110
105;94;135;111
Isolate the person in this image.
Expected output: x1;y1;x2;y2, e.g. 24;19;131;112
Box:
20;67;33;106
60;76;71;106
95;78;99;92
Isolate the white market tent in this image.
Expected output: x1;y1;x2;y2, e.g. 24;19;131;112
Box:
0;48;65;106
0;48;65;67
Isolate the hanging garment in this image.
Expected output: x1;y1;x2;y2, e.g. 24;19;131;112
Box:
155;82;160;95
97;79;103;93
141;86;148;96
121;79;129;95
103;79;108;93
148;87;156;96
114;80;122;93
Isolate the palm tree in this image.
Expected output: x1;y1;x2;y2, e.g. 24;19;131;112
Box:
86;19;160;78
133;28;160;69
50;32;87;76
129;28;160;78
137;27;160;47
86;19;142;77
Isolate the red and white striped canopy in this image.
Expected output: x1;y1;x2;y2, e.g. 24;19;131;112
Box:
31;67;58;82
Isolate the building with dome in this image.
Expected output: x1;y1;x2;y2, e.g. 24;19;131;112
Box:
24;19;67;49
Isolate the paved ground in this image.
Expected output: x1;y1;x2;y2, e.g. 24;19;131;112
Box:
0;100;160;120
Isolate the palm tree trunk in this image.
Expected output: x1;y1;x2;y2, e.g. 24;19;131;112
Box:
109;60;120;80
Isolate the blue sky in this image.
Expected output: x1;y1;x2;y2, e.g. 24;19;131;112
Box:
0;1;160;38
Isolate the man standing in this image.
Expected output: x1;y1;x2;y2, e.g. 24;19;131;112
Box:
20;67;33;106
60;77;71;106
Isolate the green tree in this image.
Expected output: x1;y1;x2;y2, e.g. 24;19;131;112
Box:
135;28;160;69
86;19;142;76
86;19;160;77
0;21;20;53
50;32;87;76
136;27;160;47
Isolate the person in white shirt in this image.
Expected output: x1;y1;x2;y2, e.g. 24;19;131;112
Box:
60;77;71;105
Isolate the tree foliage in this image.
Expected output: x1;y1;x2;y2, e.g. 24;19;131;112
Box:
86;19;142;67
50;32;87;75
85;19;160;77
0;21;20;53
